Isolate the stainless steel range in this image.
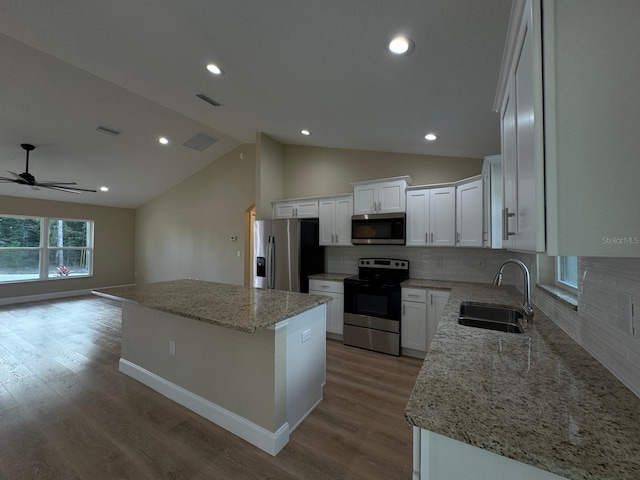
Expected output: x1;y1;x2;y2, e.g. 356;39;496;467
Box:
343;258;409;356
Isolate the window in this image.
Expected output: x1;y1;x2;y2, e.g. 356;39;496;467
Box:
0;215;93;283
556;256;578;290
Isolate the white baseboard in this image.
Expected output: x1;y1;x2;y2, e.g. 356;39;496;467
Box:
119;358;290;456
0;288;92;306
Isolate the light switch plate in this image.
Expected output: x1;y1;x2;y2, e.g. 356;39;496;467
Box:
617;292;634;335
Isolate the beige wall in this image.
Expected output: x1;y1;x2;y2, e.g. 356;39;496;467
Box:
282;145;484;198
135;144;255;285
0;195;135;299
255;133;284;220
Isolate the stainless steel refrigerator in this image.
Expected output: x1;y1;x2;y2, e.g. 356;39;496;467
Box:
253;218;325;293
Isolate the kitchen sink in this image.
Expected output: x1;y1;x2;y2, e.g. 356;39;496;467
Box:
458;302;524;334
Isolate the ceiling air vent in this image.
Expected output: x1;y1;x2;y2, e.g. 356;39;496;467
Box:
96;125;121;136
196;93;221;107
182;132;218;151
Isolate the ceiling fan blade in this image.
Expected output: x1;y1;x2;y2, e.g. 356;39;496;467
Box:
0;176;18;182
40;185;81;194
41;184;97;193
7;171;21;179
35;181;78;186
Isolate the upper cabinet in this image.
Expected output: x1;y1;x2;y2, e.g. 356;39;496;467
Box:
318;195;353;246
456;177;484;248
497;0;640;256
352;176;413;215
406;187;456;247
273;199;319;219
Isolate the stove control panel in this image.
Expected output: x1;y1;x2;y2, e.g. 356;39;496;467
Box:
358;258;409;270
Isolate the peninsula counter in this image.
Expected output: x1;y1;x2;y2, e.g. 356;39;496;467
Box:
93;279;330;456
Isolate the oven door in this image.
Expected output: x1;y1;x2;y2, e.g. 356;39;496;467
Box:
343;280;401;356
344;280;401;321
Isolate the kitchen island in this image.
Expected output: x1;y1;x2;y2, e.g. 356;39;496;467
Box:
93;279;330;456
402;279;640;480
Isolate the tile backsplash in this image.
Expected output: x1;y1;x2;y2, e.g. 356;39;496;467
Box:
328;246;640;398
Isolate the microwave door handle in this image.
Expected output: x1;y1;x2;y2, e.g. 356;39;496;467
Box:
267;236;275;289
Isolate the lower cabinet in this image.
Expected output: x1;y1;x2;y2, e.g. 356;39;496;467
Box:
309;279;344;336
401;288;450;358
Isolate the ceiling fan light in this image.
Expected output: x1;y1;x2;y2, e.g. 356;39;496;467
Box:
100;186;109;192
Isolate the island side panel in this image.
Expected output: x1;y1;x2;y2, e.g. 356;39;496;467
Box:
284;303;327;431
120;302;281;432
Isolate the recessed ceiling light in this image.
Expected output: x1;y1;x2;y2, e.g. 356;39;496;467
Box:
206;63;224;75
300;129;311;136
424;133;439;141
100;186;109;192
388;36;415;55
159;137;169;145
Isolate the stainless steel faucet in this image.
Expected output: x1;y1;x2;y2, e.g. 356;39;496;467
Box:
493;259;535;319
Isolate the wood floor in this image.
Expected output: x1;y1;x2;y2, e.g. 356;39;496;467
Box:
0;296;423;480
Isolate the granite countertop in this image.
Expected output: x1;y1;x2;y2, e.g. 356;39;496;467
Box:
308;273;354;282
402;279;640;480
93;279;331;333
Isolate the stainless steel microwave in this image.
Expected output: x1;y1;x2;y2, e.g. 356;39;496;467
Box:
351;213;406;245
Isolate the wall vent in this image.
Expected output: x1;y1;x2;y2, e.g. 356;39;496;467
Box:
182;132;218;151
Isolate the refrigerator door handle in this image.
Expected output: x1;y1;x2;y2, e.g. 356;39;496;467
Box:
267;236;276;289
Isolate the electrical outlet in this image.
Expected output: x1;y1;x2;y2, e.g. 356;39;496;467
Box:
302;329;311;343
477;259;486;269
436;257;443;268
169;340;176;355
617;293;634;335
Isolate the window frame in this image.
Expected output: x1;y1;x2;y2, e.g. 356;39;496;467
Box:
0;214;94;284
556;255;578;291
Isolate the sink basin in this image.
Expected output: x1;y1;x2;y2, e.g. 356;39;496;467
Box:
458;302;524;334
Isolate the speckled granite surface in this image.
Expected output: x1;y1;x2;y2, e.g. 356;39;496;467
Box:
402;279;640;480
93;279;330;333
308;273;354;282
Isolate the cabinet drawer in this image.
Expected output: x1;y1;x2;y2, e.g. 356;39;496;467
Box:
402;288;427;303
309;279;344;294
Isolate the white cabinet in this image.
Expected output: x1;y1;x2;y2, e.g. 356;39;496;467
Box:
309;279;344;336
406;187;455;247
273;199;319;219
497;0;640;256
318;195;353;246
402;288;450;357
455;177;484;248
352;176;412;215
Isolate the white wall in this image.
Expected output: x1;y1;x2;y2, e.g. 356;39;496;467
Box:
256;133;284;220
135;144;255;285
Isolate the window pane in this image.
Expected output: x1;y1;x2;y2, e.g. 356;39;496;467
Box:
0;250;41;282
48;249;91;277
0;216;41;247
48;220;89;247
558;256;578;288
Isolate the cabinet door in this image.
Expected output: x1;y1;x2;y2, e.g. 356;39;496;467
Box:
295;200;319;218
402;300;427;351
501;80;518;249
334;196;353;246
274;202;296;219
318;200;336;246
353;184;377;214
406;190;429;246
430;187;456;246
456;179;483;248
378;180;406;213
327;292;344;335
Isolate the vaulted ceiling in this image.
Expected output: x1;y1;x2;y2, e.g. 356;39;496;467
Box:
0;0;512;208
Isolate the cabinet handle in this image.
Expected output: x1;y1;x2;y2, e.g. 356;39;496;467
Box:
425;232;429;244
430;294;433;306
335;233;338;243
294;207;298;218
403;304;406;315
321;285;330;289
502;208;516;241
431;232;434;244
456;232;460;244
408;294;420;298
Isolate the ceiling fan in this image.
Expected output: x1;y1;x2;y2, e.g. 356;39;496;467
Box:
0;143;96;194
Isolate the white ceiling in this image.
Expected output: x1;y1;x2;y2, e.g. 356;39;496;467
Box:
0;0;512;208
